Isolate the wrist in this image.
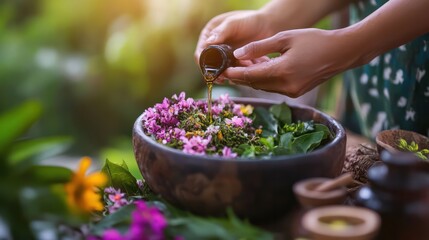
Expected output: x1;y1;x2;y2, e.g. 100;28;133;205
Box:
332;25;381;69
255;9;280;37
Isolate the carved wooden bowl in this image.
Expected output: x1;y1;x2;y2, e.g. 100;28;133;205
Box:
132;98;346;220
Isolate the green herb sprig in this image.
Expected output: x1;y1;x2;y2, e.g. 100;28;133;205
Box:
234;103;333;158
397;138;429;160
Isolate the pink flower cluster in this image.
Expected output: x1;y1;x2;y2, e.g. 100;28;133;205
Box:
142;92;254;157
142;93;190;144
95;201;169;240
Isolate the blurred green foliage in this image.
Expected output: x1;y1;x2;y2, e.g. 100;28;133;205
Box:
0;101;78;239
0;0;267;153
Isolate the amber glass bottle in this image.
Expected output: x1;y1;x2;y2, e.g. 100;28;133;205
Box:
199;44;235;82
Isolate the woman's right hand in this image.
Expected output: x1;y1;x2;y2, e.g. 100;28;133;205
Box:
194;10;275;63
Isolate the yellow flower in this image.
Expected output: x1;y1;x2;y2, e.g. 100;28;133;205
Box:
217;131;223;141
240;105;254;115
65;157;107;214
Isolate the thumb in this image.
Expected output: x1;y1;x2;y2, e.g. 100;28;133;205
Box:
233;33;291;60
207;20;237;44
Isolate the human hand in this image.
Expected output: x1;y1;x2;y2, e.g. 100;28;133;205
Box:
224;28;366;97
194;10;275;64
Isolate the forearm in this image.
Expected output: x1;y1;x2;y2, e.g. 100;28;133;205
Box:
348;0;429;65
258;0;352;33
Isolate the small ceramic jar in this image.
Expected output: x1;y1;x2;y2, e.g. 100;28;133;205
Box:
293;178;348;208
302;206;380;240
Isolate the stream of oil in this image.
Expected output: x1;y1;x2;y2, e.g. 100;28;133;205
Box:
203;68;218;123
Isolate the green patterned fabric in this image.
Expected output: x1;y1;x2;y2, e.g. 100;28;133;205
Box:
342;0;429;139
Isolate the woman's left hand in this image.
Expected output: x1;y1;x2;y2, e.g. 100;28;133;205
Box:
224;28;368;97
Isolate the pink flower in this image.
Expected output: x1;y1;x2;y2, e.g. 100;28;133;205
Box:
172;92;186;101
205;125;220;135
93;201;168;240
181;135;212;155
100;229;123;240
225;116;252;128
218;93;231;105
104;187;131;214
211;104;224;115
232;104;243;116
128;201;167;240
222;147;237;158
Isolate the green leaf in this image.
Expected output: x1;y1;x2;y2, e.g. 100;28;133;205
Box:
409;141;419;152
102;159;140;196
314;123;333;140
421;149;429;154
291;131;325;153
8;136;72;165
91;203;135;236
0;101;42;155
260;137;274;150
269;102;291;125
273;147;292;156
415;152;428;160
233;144;250;156
166;206;273;240
242;145;256;158
398;138;408;149
252;107;277;137
279;132;293;148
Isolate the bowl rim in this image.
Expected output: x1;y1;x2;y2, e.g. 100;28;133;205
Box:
133;97;346;163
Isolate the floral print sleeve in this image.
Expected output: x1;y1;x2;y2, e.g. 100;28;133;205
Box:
341;0;429;139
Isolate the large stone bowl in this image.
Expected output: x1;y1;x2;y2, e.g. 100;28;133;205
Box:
132;98;346;220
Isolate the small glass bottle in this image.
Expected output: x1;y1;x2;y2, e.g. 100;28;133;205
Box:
199;44;236;82
355;151;429;240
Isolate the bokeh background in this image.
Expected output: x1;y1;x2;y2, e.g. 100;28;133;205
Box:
0;0;341;177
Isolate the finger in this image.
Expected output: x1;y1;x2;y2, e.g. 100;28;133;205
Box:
228;78;252;87
234;59;255;67
208;20;236;45
194;12;239;61
223;59;278;82
251;56;271;64
213;76;226;84
195;28;215;62
233;32;291;60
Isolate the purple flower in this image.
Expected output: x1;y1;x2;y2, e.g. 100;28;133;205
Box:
211;104;225;115
142;92;259;157
172;92;186;101
92;201;168;240
225;116;251;128
205;125;219;135
104;187;131;214
232;104;243;116
136;179;144;189
128;201;167;240
100;229;123;240
222;147;238;158
173;127;186;139
218;93;231;105
181;135;212;155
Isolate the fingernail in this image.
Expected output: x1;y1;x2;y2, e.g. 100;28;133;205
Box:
234;48;245;59
207;34;217;43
